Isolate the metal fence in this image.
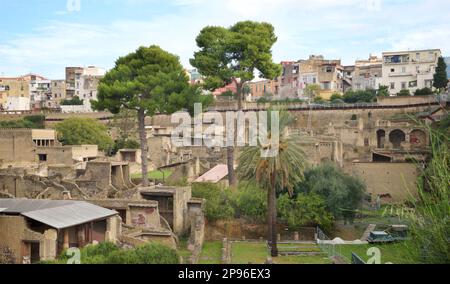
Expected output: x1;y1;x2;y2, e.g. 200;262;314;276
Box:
316;227;351;264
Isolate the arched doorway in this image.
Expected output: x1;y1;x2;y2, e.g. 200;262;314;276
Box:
389;129;406;149
377;129;386;148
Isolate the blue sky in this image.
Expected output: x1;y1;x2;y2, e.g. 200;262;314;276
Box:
1;0;449;79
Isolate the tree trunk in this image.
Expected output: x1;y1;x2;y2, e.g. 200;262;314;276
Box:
269;172;278;257
267;182;272;250
237;82;243;110
226;146;236;188
227;81;243;188
138;108;149;187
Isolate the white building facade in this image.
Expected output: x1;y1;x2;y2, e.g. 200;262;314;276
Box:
382;49;441;95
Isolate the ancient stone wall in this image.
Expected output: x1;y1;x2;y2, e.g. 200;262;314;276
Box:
349;162;419;202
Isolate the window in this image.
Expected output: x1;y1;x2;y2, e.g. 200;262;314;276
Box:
409;81;417;87
390;82;395;90
416;53;420;61
401;82;407;89
38;154;47;162
391;68;395;73
322;82;331;90
402;67;406;73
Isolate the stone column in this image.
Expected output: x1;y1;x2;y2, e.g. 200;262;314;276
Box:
63;229;69;249
40;229;57;261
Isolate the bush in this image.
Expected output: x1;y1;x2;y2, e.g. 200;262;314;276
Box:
398;89;411;96
343;89;376;103
330;93;343;102
414;87;434;96
0;115;45;129
377;85;390;97
61;96;84;106
111;138;140;155
234;183;267;222
83;242;119;258
55;118;114;151
278;193;333;232
192;183;235;221
133;243;180;264
43;242;179;264
294;163;366;223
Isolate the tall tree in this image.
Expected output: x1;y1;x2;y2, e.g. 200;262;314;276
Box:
93;45;206;186
433;56;449;93
190;21;282;187
237;110;307;257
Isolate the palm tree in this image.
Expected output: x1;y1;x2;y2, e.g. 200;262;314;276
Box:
237;110;307;257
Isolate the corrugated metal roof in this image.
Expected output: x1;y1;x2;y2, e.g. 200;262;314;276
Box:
0;199;117;229
0;199;74;214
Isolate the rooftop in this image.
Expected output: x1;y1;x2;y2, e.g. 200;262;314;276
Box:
0;199;117;229
194;164;229;183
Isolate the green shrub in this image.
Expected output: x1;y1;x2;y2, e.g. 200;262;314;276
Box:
294;163;366;223
278;193;333;232
343;89;376;103
61;96;84;106
106;249;139;264
133;243;180;264
397;89;411;96
111;138;140;155
414;87;434;96
192;183;235;221
0;115;45;129
46;242;178;264
234;183;266;222
55;117;114;151
82;242;119;258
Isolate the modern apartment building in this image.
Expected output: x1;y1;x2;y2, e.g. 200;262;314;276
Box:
274;61;302;99
0;74;46;109
353;55;383;91
382;49;441;95
246;78;276;99
445;57;450;79
65;66;105;100
47;80;67;108
273;55;345;100
29;78;51;110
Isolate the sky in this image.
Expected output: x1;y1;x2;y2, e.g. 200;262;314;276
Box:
0;0;449;79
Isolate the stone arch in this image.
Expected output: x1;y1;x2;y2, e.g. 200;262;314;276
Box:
377;129;386;148
410;129;427;148
389;129;406;149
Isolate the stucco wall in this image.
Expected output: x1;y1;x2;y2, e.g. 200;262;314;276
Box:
0;216;28;263
0;129;35;163
350;162;419;202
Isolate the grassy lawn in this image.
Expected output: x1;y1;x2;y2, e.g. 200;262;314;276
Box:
231;242;331;264
335;242;414;264
131;170;172;180
231;242;268;264
198;241;222;264
274;255;332;264
278;243;322;253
